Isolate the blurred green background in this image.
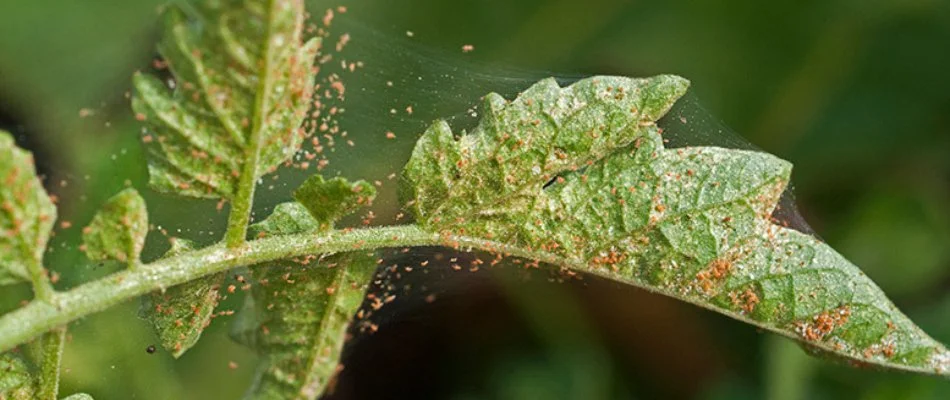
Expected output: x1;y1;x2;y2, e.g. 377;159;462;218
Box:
1;0;949;399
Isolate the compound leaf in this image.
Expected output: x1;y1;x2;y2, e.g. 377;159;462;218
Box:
0;130;56;288
231;184;378;399
402;75;950;376
81;188;148;266
142;238;224;358
132;0;319;199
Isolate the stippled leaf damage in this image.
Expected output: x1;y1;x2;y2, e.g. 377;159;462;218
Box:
402;75;950;376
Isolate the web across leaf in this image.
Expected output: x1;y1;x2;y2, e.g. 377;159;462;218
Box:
402;75;950;376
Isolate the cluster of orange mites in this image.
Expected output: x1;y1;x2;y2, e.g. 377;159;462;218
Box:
590;249;626;272
795;305;852;342
863;341;897;359
728;288;760;314
695;258;733;293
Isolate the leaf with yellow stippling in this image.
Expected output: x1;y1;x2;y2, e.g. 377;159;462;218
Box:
402;75;950;377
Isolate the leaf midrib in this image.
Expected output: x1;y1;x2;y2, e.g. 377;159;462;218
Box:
431;99;648;227
300;261;350;395
225;0;292;247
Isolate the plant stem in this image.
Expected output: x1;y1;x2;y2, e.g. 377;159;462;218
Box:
2;224;947;378
224;175;257;247
36;326;66;400
25;254;66;399
26;258;55;302
0;225;567;353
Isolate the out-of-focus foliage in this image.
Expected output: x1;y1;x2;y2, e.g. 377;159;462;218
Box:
0;130;56;288
0;0;948;398
0;352;34;398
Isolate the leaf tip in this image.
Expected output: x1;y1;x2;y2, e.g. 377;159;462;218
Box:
933;348;950;377
159;3;188;27
639;74;690;121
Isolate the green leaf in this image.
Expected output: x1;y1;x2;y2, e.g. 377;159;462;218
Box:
293;176;377;230
81;188;148;266
401;75;950;376
235;195;377;399
141;238;224;358
249;175;377;238
132;0;320;199
0;353;34;399
251;202;321;237
0;130;56;288
248;200;321;239
235;252;376;400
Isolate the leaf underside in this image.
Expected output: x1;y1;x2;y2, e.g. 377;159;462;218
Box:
235;252;375;400
0;130;56;287
402;75;950;376
82;188;148;265
132;0;319;199
236;200;378;400
142;238;224;358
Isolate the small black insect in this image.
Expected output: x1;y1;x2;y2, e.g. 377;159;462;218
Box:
146;345;156;354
